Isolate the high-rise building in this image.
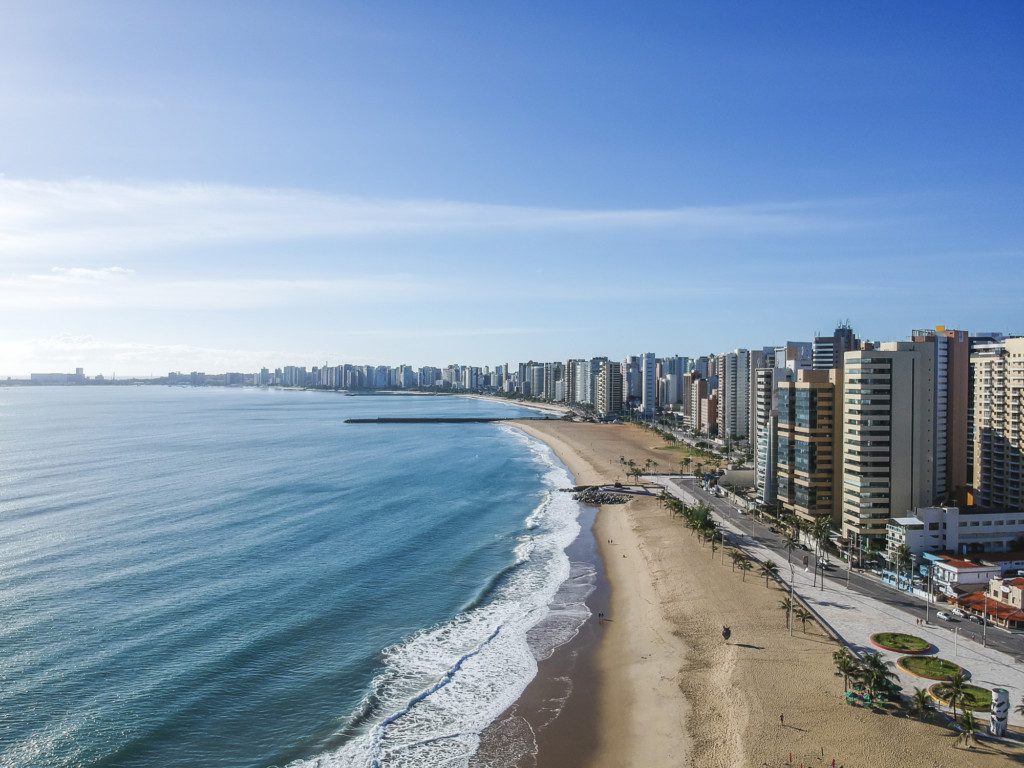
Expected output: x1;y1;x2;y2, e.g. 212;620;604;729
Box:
813;324;860;370
563;359;582;404
752;365;796;505
967;332;1007;488
688;375;708;433
543;362;563;403
528;365;545;399
911;327;971;505
841;342;936;545
716;350;751;440
640;352;656;418
596;361;623;418
621;356;641;408
776;369;843;527
971;337;1024;512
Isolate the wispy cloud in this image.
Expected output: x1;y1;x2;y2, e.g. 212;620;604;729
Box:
0;178;857;259
0;267;432;310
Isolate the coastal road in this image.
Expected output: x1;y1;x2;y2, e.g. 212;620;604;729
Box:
654;475;1024;662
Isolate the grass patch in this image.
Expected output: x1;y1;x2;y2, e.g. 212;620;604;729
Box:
898;656;964;681
930;683;992;711
871;632;931;653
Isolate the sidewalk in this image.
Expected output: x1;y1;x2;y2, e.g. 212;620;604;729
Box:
659;476;1024;728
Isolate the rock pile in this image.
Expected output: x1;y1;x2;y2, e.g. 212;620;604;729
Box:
571;488;629;505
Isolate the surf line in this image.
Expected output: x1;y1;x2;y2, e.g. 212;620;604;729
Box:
369;624;504;768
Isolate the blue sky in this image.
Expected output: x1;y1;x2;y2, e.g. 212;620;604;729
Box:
1;2;1021;375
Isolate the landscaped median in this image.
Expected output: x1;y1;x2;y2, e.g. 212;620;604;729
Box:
929;682;993;712
870;632;932;654
897;655;967;681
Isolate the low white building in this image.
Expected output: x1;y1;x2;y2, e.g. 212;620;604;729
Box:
925;554;1002;597
886;506;1024;558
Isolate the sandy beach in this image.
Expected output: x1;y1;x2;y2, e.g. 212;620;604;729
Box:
513;420;1023;768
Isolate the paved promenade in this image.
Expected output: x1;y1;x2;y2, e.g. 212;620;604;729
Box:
655;475;1024;728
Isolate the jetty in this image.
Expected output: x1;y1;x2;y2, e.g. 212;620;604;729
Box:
343;416;559;424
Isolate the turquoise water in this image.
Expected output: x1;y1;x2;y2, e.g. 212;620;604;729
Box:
0;388;588;767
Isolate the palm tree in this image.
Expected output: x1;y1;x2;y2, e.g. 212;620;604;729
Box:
778;596;794;628
946;670;968;721
858;652;898;698
650;459;660;475
813;516;832;557
737;557;753;581
908;687;934;720
832;648;858;692
759;560;780;588
729;551;744;571
954;709;978;749
783;532;798;564
794;607;813;633
1015;695;1024;716
680;457;692;474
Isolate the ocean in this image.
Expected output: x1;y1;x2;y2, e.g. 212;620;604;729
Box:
0;387;593;768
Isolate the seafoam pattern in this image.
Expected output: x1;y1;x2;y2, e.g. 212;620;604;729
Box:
288;426;593;768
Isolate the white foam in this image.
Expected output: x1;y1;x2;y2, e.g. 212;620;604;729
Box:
287;426;591;768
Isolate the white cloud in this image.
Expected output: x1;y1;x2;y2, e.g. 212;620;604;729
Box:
0;268;430;310
0;177;852;259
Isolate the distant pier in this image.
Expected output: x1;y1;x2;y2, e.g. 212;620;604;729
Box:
343;416;558;424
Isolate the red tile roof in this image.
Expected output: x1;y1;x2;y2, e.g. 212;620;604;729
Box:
955;592;1024;622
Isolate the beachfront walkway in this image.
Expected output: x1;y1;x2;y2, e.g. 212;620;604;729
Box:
653;476;1024;729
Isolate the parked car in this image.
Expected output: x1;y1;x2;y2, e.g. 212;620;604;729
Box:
936;611;958;622
967;614;983;624
951;608;967;618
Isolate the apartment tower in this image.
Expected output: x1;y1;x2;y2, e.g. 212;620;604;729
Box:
971;337;1024;511
841;342;936;545
776;369;843;527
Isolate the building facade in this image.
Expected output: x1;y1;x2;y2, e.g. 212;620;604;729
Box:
971;337;1024;512
840;342;936;544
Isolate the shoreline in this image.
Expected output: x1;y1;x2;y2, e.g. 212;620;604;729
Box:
504;420;1024;768
460;393;571;417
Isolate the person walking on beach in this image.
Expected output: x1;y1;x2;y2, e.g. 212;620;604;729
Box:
780;713;785;727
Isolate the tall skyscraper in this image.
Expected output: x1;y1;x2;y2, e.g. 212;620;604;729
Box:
563;359;581;404
640;352;656;418
621;356;641;408
752;365;795;505
596;361;623;418
911;327;971;504
967;332;1007;488
716;350;751;440
776;369;843;527
971;337;1024;512
813;323;860;370
840;342;936;545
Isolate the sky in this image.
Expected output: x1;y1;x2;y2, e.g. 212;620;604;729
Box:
1;2;1022;376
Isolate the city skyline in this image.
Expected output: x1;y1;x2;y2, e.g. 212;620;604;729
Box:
2;3;1022;374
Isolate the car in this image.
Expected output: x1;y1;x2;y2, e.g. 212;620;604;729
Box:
951;608;967;618
967;614;983;624
936;611;958;622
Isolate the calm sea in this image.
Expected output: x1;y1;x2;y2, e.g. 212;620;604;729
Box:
0;387;591;768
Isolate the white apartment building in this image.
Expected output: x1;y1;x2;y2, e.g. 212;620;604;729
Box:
641;352;657;418
841;342;936;544
887;506;1024;557
716;349;751;440
972;337;1024;512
